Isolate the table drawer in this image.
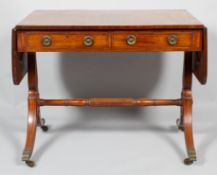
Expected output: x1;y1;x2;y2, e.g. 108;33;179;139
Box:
112;31;202;51
17;30;202;52
17;32;110;52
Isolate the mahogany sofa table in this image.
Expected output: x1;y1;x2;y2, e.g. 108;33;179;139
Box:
12;10;207;167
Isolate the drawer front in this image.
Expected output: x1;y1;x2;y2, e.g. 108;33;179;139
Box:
17;32;110;52
112;31;202;51
17;30;202;52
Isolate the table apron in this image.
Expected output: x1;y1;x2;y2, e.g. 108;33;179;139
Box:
16;30;202;52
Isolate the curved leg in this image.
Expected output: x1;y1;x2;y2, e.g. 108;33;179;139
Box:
182;91;196;165
37;108;48;132
22;92;38;167
176;106;184;131
181;52;196;165
22;53;48;167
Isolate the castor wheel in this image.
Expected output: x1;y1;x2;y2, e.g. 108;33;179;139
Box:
41;125;48;132
184;158;194;165
25;160;35;167
176;118;184;131
40;118;48;132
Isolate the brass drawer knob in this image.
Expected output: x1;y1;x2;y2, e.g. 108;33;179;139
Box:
84;36;94;46
126;35;136;45
168;35;178;45
42;36;52;47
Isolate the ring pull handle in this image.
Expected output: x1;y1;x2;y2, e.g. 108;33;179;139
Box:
168;35;178;45
42;36;52;47
126;35;136;46
84;36;94;47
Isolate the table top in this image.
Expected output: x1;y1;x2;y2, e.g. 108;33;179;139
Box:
16;10;204;30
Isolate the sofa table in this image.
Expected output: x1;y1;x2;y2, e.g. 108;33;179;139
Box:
12;10;207;167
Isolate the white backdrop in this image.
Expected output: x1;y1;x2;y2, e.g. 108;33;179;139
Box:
0;0;217;175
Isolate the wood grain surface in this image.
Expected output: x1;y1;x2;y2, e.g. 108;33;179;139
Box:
16;10;204;30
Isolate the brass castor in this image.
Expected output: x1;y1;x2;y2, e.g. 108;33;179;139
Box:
176;118;184;131
40;118;48;132
25;160;35;167
184;158;194;165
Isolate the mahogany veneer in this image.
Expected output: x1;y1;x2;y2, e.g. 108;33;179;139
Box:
12;10;208;167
